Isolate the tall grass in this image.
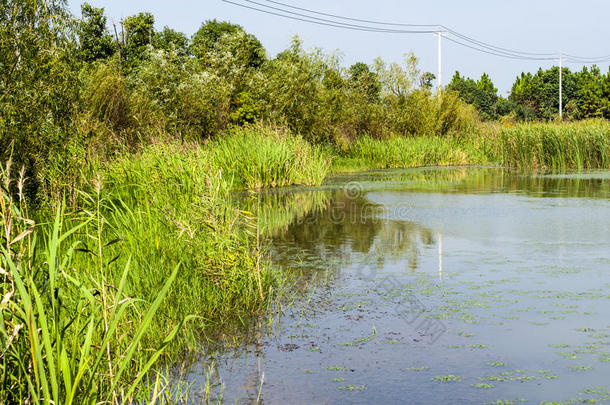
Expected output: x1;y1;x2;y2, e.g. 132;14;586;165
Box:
0;161;187;403
211;126;331;189
88;143;279;346
1;140;286;402
333;135;490;172
493;120;610;170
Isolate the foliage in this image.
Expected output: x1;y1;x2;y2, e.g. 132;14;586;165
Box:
191;20;265;71
339;134;488;171
0;163;185;404
447;72;499;120
78;3;115;62
153;26;189;55
510;66;610;120
0;0;80;200
211;125;330;188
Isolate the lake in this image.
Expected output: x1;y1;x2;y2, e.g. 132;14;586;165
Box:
183;167;610;404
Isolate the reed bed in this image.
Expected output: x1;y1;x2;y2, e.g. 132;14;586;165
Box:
1;142;281;403
334;135;489;172
494;120;610;170
211;126;331;189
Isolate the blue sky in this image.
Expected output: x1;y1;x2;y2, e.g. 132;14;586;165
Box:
68;0;610;94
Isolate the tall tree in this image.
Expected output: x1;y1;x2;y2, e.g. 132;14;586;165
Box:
190;20;265;69
78;3;115;62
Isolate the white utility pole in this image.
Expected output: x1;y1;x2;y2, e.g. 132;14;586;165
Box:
559;53;563;119
437;30;443;93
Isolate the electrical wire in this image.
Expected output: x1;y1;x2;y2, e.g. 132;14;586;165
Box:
222;0;437;34
255;0;559;57
223;0;610;64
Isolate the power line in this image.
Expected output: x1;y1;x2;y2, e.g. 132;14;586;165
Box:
254;0;560;58
223;0;610;63
258;0;439;28
222;0;437;34
442;36;555;61
224;0;552;60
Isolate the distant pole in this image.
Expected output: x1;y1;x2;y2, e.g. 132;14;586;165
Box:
559;53;563;119
437;30;443;93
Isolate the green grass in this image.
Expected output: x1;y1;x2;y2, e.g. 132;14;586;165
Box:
332;135;490;172
212;125;331;189
492;120;610;170
1;142;282;403
0;167;189;403
331;120;610;173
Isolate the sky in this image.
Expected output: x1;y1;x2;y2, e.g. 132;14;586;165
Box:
67;0;610;94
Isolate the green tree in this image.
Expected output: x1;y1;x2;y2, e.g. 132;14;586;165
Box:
349;62;381;102
510;66;579;120
577;66;607;118
121;12;155;69
447;72;498;120
153;26;188;55
124;12;154;48
420;72;436;91
0;0;79;198
78;3;115;62
190;20;265;69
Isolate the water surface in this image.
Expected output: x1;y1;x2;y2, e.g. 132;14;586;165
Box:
185;167;610;404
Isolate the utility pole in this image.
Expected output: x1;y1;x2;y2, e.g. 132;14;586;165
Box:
559;53;563;119
437;30;443;93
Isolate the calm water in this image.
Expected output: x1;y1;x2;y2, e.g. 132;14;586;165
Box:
184;167;610;404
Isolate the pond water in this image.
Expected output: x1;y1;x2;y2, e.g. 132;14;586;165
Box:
184;167;610;404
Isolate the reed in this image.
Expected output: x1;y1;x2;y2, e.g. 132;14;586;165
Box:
211;125;331;189
493;120;610;170
0;161;187;403
333;135;489;172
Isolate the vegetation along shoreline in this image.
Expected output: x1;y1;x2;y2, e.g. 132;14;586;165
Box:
1;1;609;402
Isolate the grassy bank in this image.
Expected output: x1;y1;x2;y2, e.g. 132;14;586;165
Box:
332;135;490;172
1;128;331;403
211;126;330;189
493;120;610;170
331;120;610;173
2;119;609;403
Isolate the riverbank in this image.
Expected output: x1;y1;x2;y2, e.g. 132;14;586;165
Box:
2;119;609;403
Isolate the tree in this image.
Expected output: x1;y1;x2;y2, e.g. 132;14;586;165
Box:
349;62;381;102
120;12;155;69
420;72;436;91
577;66;607;118
190;20;265;69
0;0;79;198
123;12;155;48
153;27;188;55
447;72;498;120
78;3;115;62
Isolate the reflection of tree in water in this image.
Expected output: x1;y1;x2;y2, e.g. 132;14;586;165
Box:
330;167;610;198
258;189;435;277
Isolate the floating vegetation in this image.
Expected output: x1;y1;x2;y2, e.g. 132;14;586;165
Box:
487;362;509;367
472;383;495;389
338;385;367;391
568;365;594;371
433;375;462;383
404;366;430;372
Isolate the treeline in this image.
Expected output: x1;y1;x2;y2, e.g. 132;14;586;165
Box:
448;66;610;121
1;1;609;202
2;1;477;201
